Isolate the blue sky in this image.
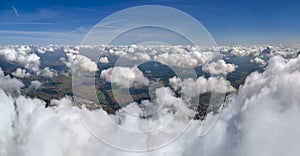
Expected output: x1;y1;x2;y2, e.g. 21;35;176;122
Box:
0;0;299;45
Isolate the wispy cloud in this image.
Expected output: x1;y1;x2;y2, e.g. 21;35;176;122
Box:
5;0;19;17
0;29;87;45
0;30;81;36
11;6;19;16
0;22;54;25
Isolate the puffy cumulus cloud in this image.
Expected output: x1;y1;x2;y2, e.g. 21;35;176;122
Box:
132;53;151;61
169;76;236;97
267;44;300;57
28;80;42;91
0;90;15;156
154;52;198;67
202;60;237;75
219;44;300;58
76;44;299;65
63;46;80;54
100;45;219;67
241;55;300;153
195;76;235;93
0;93;93;156
221;45;265;57
0;45;98;76
0;87;195;156
251;57;267;66
63;53;98;73
0;67;4;77
99;57;110;64
0;77;24;95
0;46;40;72
100;66;149;88
12;68;31;78
154;87;195;117
0;74;207;156
153;50;217;67
38;67;57;78
0;72;24;95
35;45;58;54
169;76;181;91
1;44;299;73
184;55;300;156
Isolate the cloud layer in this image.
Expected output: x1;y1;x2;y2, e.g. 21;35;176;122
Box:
0;45;300;155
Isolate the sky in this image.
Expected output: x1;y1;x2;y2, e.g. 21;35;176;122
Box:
0;0;299;45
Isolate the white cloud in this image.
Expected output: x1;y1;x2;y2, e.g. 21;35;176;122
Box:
38;67;57;78
233;55;300;155
12;68;31;78
28;80;42;91
169;76;181;91
154;52;198;67
202;60;237;75
251;57;267;66
63;52;98;73
0;55;300;156
100;45;219;67
99;57;110;64
153;48;217;67
64;46;80;54
185;55;300;156
35;45;56;54
0;67;4;77
0;75;24;95
0;46;40;72
0;45;300;156
0;89;15;156
100;66;149;88
169;76;236;97
0;44;299;74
